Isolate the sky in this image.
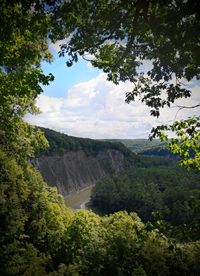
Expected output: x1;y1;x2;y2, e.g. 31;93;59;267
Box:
25;42;200;139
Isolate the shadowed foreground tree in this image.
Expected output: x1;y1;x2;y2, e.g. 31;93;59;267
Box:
0;0;60;162
55;0;200;170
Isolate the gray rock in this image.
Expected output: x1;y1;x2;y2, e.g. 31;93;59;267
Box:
31;149;125;196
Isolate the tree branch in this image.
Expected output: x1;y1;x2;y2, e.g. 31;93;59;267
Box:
176;104;200;109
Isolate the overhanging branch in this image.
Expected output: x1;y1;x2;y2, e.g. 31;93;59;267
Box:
176;104;200;109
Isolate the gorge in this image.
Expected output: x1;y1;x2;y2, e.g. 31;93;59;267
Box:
31;127;131;197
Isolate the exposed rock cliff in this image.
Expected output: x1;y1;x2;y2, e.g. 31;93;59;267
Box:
32;149;125;196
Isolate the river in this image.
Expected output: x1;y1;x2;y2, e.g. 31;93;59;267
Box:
65;186;93;210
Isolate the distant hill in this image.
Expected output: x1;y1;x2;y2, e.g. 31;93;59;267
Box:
38;128;172;158
102;138;167;154
38;128;171;158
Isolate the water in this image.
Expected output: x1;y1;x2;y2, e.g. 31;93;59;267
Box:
65;186;93;210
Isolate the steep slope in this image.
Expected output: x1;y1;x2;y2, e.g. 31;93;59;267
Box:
32;128;130;196
32;149;126;196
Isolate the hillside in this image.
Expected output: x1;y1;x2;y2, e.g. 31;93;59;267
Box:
32;128;180;197
38;127;130;156
32;128;132;196
102;138;167;153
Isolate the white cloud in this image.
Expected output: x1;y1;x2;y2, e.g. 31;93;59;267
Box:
36;95;63;112
64;78;99;107
50;37;72;52
25;73;200;139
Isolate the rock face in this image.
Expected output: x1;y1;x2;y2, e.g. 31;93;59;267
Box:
32;149;125;196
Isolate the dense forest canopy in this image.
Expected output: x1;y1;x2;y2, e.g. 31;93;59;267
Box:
37;127;130;156
91;161;200;239
103;138;167;153
0;0;200;275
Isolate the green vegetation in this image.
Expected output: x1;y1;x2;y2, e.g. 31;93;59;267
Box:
38;127;130;157
57;0;200;170
1;148;200;275
1;148;200;274
1;1;200;275
103;138;167;153
0;148;72;275
91;159;200;241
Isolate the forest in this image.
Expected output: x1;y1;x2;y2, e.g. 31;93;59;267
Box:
1;1;200;275
1;148;200;275
38;127;130;157
91;159;200;241
103;138;167;153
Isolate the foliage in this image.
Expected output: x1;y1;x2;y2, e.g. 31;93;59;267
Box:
0;0;61;163
0;148;72;275
91;159;200;239
1;1;200;275
103;138;167;153
1;147;200;274
37;127;130;157
55;0;200;169
151;116;200;170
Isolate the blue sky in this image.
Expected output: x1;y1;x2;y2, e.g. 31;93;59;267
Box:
26;43;200;139
41;49;101;98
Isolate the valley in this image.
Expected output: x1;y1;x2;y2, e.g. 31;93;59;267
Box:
32;127;129;196
32;127;200;232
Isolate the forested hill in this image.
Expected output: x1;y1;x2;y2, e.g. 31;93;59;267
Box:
38;128;173;160
37;127;130;157
102;138;167;153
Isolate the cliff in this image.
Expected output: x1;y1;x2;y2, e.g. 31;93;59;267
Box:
32;149;125;196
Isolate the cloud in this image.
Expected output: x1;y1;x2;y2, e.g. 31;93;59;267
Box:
50;38;71;53
36;95;63;112
25;73;200;139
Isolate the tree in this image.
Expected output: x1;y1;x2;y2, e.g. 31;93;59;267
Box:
0;0;62;163
55;0;200;170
